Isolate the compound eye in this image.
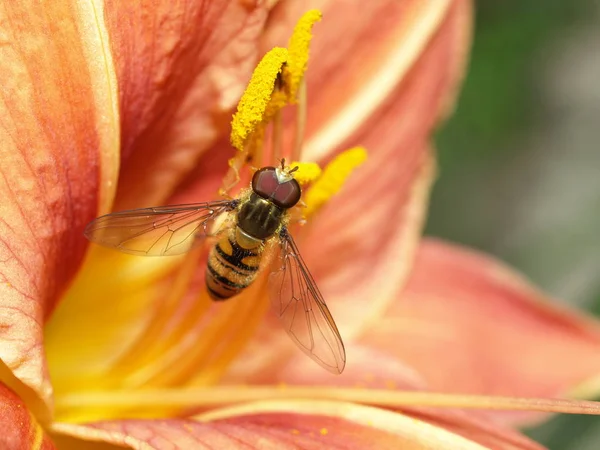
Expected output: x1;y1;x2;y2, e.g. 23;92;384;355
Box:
252;167;301;209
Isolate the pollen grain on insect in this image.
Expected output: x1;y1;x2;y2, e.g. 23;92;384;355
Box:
320;427;328;436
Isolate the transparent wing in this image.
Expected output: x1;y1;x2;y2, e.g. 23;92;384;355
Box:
268;229;346;374
84;200;237;256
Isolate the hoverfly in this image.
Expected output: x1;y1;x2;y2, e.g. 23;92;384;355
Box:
84;161;346;374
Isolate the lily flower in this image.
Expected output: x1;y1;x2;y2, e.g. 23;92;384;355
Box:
2;1;600;449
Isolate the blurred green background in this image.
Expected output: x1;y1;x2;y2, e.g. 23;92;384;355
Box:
429;0;600;448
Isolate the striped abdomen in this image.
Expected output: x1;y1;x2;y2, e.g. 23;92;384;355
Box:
205;228;263;300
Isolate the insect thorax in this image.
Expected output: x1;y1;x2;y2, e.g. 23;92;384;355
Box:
236;192;284;240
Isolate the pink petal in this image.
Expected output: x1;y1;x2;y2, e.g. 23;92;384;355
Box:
106;0;271;209
0;382;56;449
226;0;471;378
361;238;600;424
0;1;118;414
51;401;490;449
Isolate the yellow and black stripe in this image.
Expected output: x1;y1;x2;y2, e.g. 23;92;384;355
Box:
205;229;263;300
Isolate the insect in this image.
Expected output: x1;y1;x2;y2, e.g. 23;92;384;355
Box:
84;161;346;374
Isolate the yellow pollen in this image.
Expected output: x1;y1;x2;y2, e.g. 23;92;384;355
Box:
291;429;300;435
229;9;322;156
230;47;288;151
291;161;322;185
304;146;368;217
285;9;322;101
320;428;328;436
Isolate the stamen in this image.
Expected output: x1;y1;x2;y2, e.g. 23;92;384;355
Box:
272;109;283;164
285;10;322;101
55;387;600;421
220;154;246;196
229;10;321;169
285;10;320;162
230;47;288;152
290;161;322;186
304;146;368;217
292;77;308;162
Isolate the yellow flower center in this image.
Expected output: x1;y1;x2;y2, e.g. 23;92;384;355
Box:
46;9;366;424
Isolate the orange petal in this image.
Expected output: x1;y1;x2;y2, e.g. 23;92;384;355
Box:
261;0;471;161
225;0;470;378
361;238;600;424
0;1;118;417
106;1;271;209
0;381;56;449
51;401;489;449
